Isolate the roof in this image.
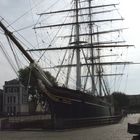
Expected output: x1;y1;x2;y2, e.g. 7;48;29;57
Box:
5;79;20;85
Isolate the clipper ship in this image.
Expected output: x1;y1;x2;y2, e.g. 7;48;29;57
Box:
0;0;133;121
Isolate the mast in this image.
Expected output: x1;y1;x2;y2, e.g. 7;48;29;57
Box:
97;27;102;96
26;1;134;94
75;0;81;90
88;0;95;94
0;1;137;100
98;50;102;96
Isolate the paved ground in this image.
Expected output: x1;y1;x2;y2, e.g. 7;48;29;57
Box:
0;114;139;140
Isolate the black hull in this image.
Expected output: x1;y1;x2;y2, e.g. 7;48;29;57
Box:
128;123;140;134
45;86;111;119
50;99;110;119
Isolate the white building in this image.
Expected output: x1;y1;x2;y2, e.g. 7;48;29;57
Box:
3;79;28;116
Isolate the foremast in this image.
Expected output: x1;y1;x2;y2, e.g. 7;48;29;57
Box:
75;0;81;90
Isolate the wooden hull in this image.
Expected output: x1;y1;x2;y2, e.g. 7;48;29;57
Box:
45;86;111;119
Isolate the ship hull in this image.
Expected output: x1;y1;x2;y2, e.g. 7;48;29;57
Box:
45;86;111;119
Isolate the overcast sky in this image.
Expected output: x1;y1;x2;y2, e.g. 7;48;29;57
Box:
119;1;140;94
0;0;140;95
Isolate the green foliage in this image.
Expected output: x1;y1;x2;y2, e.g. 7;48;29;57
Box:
18;66;57;113
18;67;37;95
18;66;57;96
112;91;129;112
44;71;57;86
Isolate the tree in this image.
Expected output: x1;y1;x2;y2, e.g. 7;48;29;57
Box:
18;66;57;113
18;67;36;95
18;67;57;91
19;66;57;90
112;91;129;114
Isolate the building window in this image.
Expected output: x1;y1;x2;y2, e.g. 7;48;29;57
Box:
10;106;12;113
13;106;16;114
13;96;16;103
8;88;10;93
10;88;13;93
7;106;9;112
13;87;19;93
5;88;7;93
7;88;10;93
7;97;10;103
17;87;19;92
13;88;16;92
10;96;12;103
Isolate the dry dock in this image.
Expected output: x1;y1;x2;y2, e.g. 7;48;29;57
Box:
0;114;139;140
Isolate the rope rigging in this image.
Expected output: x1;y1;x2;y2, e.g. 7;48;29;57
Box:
0;41;18;76
0;0;130;93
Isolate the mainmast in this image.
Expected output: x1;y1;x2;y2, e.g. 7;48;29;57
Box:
88;0;95;94
75;0;81;90
97;27;102;96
